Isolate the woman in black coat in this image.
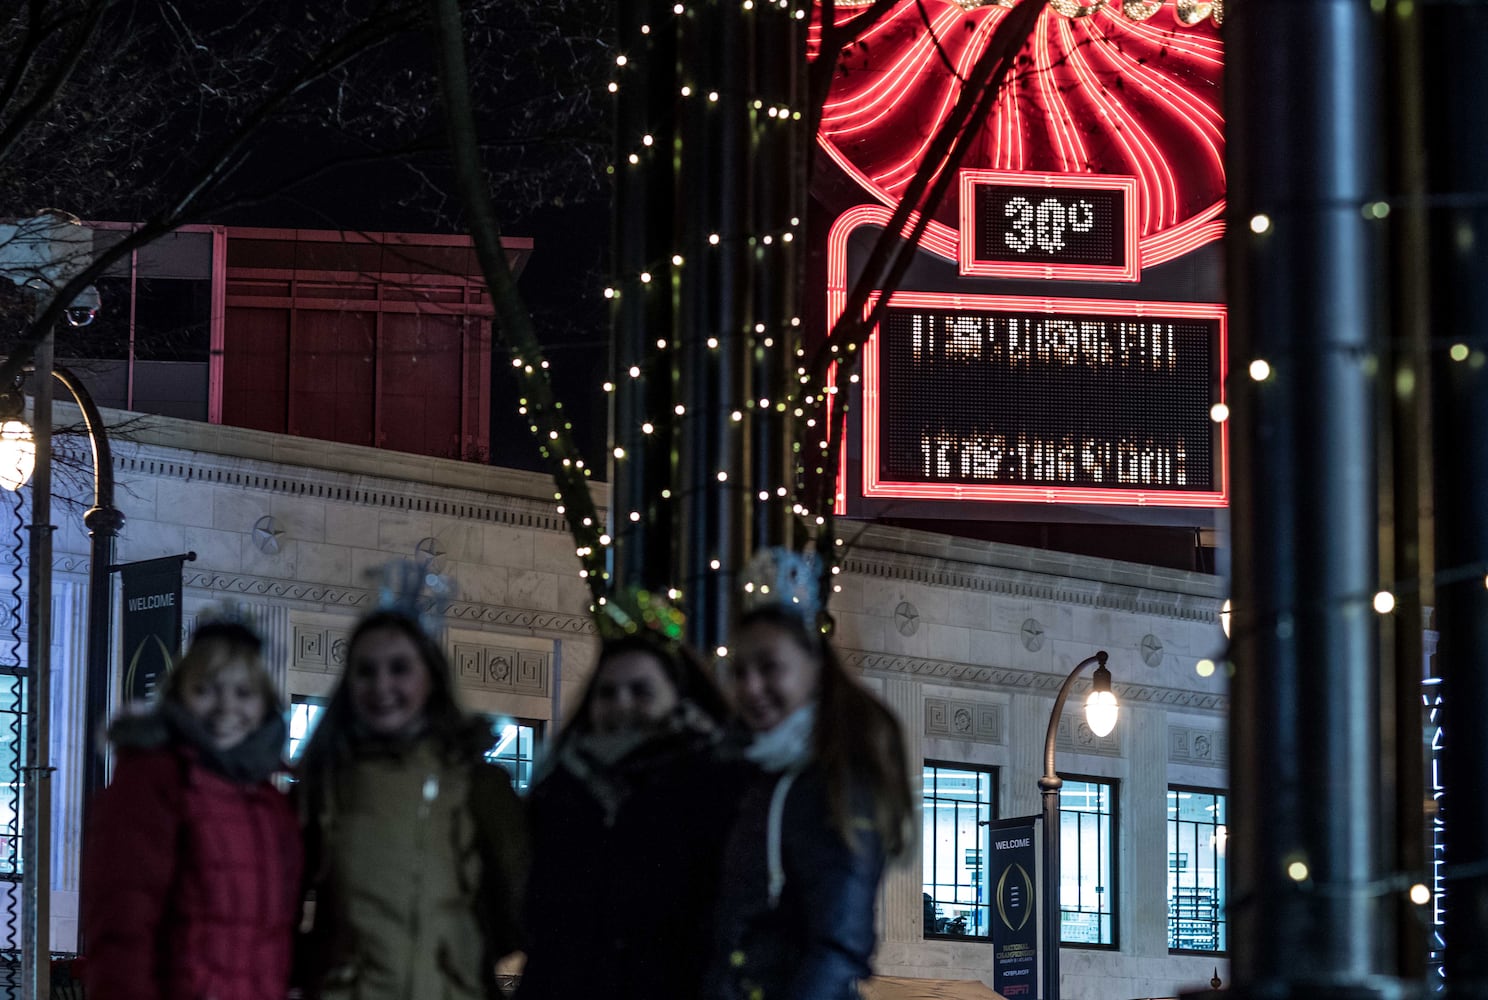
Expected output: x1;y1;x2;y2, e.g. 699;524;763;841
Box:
706;552;915;1000
517;618;740;1000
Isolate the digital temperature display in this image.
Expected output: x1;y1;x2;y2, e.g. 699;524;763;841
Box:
861;292;1227;507
976;185;1124;265
958;171;1141;281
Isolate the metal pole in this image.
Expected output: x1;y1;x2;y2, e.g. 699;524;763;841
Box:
1227;0;1387;995
1382;0;1432;980
610;0;679;593
1421;1;1488;992
676;0;747;652
21;329;53;1000
50;367;122;940
1038;651;1106;1000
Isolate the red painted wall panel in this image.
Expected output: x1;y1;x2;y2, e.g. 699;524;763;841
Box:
221;307;289;434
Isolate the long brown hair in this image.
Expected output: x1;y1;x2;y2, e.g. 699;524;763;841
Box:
738;606;914;860
296;611;487;785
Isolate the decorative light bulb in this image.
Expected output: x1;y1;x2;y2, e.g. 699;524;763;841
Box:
1085;689;1118;737
1084;663;1119;738
0;421;37;492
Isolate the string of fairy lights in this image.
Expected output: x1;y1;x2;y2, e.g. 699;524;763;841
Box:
506;0;1484;653
523;0;1235;617
588;0;816;629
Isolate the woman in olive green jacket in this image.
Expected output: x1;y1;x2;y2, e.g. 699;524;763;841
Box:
296;610;527;1000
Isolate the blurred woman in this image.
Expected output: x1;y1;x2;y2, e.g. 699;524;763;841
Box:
517;611;741;1000
707;556;915;1000
296;610;526;1000
82;619;300;1000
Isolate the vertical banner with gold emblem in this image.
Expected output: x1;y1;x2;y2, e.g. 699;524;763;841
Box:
990;815;1039;998
119;554;191;703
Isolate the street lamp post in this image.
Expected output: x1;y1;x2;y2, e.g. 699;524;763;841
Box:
1039;650;1118;1000
49;367;122;814
1;212;116;996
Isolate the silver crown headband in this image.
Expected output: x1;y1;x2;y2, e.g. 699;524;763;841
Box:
739;547;824;625
368;558;455;636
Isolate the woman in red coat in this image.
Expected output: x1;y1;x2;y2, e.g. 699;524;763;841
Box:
82;619;301;1000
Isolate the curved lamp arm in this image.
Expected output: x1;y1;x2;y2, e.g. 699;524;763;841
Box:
51;365;116;519
1040;650;1109;788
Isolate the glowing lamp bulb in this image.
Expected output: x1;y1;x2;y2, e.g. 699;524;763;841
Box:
1084;664;1119;738
0;420;36;492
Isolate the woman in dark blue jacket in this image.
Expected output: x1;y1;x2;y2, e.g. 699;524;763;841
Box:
707;551;914;1000
518;604;740;1000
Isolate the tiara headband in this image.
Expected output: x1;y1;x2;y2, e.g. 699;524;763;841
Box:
739;547;823;626
369;558;455;635
596;586;686;644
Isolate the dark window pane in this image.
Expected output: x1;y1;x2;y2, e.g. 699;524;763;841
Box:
135;278;211;362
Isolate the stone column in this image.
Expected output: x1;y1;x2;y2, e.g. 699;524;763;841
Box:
880;675;922;945
1126;704;1169;958
51;578;87;951
250;600;292;696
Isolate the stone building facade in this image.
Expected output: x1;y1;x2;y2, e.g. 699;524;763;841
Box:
25;406;1228;999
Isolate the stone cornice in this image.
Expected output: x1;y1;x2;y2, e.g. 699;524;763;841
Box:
841;544;1222;625
113;440;585;536
54;557;596;638
840;521;1222;599
845;648;1227;713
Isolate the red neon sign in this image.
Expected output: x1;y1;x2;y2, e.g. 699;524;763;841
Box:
859;290;1228;508
813;0;1226;268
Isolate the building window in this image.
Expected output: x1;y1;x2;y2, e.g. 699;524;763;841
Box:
290;700;542;794
1168;786;1226;952
1060;777;1116;946
288;696;328;761
922;761;997;939
485;717;542;792
0;676;23;879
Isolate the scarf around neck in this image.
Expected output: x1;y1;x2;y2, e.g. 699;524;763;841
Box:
744;701;817;773
162;701;288;785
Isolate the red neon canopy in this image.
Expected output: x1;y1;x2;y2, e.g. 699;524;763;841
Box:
813;0;1225;267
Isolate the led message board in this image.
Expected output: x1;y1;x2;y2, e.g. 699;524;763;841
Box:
861;292;1227;508
959;171;1140;282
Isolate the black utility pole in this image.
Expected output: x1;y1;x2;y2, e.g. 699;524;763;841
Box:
1422;2;1488;995
610;0;804;647
1226;0;1391;997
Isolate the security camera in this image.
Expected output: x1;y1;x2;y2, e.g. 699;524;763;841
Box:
63;284;101;328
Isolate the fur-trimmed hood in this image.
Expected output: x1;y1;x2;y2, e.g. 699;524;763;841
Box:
108;702;290;785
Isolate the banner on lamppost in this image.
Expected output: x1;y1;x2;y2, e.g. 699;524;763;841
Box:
990;815;1039;998
119;554;191;703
